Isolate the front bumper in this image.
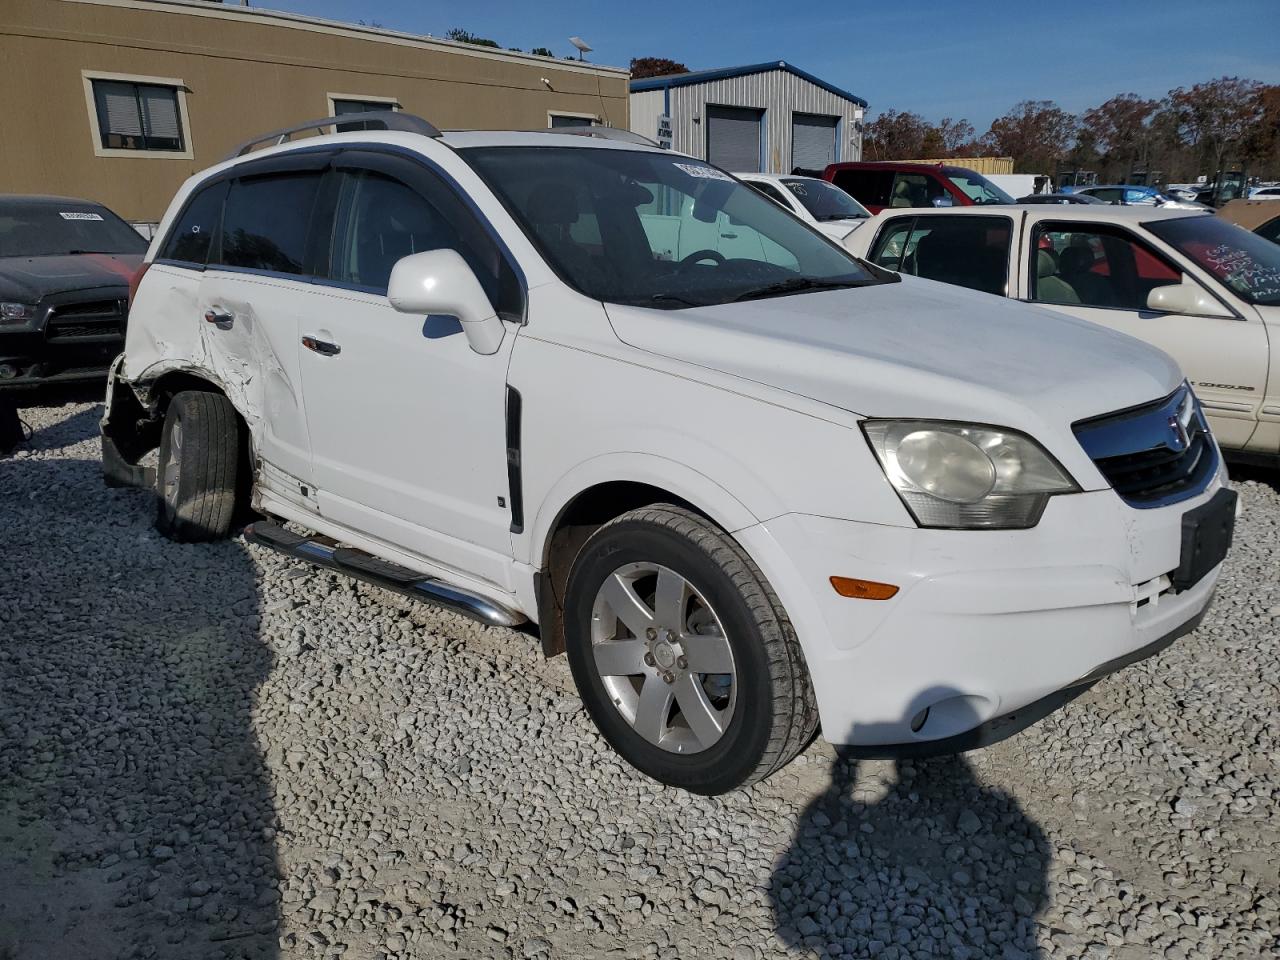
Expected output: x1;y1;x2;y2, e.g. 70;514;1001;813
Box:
736;469;1230;750
0;290;126;392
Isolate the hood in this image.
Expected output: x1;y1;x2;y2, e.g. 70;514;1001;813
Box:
815;220;865;244
604;275;1183;436
0;253;141;302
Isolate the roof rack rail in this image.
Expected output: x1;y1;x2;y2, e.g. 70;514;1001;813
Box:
224;111;442;160
541;127;660;147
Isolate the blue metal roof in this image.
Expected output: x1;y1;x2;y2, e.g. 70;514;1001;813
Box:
629;60;867;108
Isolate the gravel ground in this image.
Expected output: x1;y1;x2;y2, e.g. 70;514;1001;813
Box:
1;401;1278;960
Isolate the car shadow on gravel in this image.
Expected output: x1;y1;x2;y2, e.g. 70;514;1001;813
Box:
0;453;280;960
770;709;1049;959
3;399;103;456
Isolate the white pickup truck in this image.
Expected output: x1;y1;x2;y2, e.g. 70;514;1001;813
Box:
102;114;1233;794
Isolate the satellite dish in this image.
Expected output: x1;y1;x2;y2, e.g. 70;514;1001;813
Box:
569;36;592;60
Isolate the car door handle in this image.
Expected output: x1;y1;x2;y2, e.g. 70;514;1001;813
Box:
204;309;234;328
302;336;341;357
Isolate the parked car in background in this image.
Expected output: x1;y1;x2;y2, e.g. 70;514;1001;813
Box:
1195;171;1248;207
0;194;145;396
1217;199;1280;246
822;161;1014;214
736;173;870;249
1018;192;1107;205
985;174;1049;200
847;204;1280;460
1071;185;1209;211
105;115;1230;793
1164;185;1202;203
1248;185;1280;200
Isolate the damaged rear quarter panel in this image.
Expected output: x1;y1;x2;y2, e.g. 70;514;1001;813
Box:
120;267;309;477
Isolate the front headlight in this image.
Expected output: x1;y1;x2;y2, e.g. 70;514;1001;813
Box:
861;420;1079;529
0;303;36;325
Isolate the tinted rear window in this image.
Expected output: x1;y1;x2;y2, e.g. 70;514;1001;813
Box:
0;200;146;258
159;181;227;265
831;169;893;208
218;173;322;275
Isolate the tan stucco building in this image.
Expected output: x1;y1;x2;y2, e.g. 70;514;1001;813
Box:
1;0;630;223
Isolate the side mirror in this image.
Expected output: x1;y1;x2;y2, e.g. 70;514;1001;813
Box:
1146;276;1234;319
931;195;954;208
387;249;505;355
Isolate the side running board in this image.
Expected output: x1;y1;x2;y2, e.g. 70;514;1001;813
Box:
243;521;526;628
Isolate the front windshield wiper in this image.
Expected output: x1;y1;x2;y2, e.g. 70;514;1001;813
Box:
731;277;864;303
647;292;708;309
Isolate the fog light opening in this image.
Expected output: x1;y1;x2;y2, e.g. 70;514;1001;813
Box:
0;363;17;380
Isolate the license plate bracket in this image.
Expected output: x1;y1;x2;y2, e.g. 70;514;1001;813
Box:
1172;487;1237;591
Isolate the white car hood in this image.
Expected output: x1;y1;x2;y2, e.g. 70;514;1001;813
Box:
605;276;1183;435
815;220;865;243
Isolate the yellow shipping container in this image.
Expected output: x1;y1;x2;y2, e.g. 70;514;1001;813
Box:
898;157;1015;175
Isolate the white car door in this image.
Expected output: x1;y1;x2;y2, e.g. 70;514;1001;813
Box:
294;148;522;590
1020;216;1269;450
195;160;330;508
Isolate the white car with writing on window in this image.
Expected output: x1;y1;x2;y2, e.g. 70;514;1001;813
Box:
735;173;871;251
846;204;1280;461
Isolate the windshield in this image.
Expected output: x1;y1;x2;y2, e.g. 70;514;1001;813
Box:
780;178;870;221
463;147;883;309
0;201;146;258
1146;215;1280;306
946;171;1014;205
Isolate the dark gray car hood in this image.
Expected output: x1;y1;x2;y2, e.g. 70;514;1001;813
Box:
0;253;140;302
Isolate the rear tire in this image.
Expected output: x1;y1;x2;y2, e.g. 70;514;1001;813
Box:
155;390;242;543
564;504;818;794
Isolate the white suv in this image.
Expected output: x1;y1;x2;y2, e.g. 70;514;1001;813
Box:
103;113;1235;794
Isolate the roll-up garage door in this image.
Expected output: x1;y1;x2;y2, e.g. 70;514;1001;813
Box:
706;105;763;172
791;113;839;172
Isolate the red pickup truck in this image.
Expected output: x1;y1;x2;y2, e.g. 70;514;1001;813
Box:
823;161;1014;214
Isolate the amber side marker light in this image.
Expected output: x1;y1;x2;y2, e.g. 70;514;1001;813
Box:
830;576;899;600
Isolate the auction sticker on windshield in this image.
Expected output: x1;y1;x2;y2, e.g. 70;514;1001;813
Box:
60;212;104;221
674;163;733;182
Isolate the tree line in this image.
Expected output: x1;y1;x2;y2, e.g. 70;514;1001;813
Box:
865;77;1280;183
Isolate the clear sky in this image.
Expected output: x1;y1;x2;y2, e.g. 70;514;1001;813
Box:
243;0;1280;129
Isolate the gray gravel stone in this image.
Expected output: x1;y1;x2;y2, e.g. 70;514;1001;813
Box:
2;402;1278;960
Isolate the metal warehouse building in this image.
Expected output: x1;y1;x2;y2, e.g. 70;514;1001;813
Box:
0;0;630;224
629;61;867;175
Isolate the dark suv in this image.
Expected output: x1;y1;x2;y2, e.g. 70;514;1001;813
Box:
0;194;145;395
823;161;1013;214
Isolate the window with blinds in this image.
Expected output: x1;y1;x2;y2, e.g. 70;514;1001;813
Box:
91;80;184;152
333;99;395;133
549;114;595;128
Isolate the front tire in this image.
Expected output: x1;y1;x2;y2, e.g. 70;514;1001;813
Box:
564;504;817;794
155;390;242;543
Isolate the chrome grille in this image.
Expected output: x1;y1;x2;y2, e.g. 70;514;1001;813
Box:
1073;385;1217;508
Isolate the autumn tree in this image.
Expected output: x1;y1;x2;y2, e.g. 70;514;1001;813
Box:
935;117;977;155
1081;94;1159;179
1169;76;1264;173
863;109;929;159
982;100;1077;173
1242;84;1280;172
630;57;689;80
